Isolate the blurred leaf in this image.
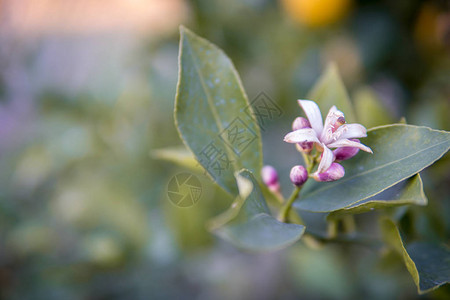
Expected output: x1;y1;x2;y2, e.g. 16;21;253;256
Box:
51;171;148;249
82;233;125;267
307;62;356;123
151;146;203;172
295;124;450;212
406;242;450;293
7;223;55;257
328;174;427;220
381;218;450;294
410;96;450;131
296;210;329;239
209;170;305;252
175;27;262;195
286;245;354;299
353;86;394;128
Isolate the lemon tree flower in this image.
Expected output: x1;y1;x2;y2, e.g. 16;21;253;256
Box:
284;100;372;174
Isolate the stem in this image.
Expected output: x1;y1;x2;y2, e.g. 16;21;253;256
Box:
278;150;321;224
301;151;311;169
278;185;302;223
278;151;319;224
307;152;320;174
342;215;356;234
327;220;337;238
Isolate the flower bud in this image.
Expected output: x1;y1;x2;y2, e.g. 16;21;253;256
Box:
296;141;314;153
261;165;280;191
333;139;360;161
313;163;345;182
290;165;308;186
292;117;311;131
292;118;313;152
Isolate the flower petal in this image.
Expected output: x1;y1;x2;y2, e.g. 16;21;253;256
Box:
327;139;373;153
320;106;345;143
317;145;335;173
327;105;338;114
298;100;323;136
283;128;320;144
334;124;367;140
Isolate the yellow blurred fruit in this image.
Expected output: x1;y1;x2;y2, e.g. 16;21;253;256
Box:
281;0;353;27
414;3;448;53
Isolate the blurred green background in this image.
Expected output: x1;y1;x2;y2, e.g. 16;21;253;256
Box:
0;0;449;299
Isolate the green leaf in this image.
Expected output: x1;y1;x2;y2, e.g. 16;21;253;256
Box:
296;210;329;239
151;146;202;172
209;170;305;252
327;174;427;219
353;86;394;128
175;27;262;195
406;242;450;293
295;124;450;212
307;62;356;123
381;218;450;294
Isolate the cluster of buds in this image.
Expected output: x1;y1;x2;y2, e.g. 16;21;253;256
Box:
260;100;373;222
261;164;308;196
261;100;372;201
284;100;372;182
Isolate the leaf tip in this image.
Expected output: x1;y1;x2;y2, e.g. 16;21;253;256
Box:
325;61;338;74
179;25;195;40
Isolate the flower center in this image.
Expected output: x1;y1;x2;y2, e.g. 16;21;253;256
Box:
332;116;346;133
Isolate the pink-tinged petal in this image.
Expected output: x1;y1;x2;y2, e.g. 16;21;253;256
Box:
333;145;359;161
320;106;345;143
327;105;338;114
333;138;360;160
313;163;345;182
327;139;373;153
317;145;335;173
298;100;323;136
292;117;311;131
334;124;367;140
284;128;320;144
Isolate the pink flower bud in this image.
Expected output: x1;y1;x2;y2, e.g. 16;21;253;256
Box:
292;117;311;131
333;139;360;161
296;141;314;153
292;118;313;152
290;165;308;186
313;163;345;182
261;165;279;190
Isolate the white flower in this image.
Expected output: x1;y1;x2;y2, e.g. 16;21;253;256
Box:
284;100;373;173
